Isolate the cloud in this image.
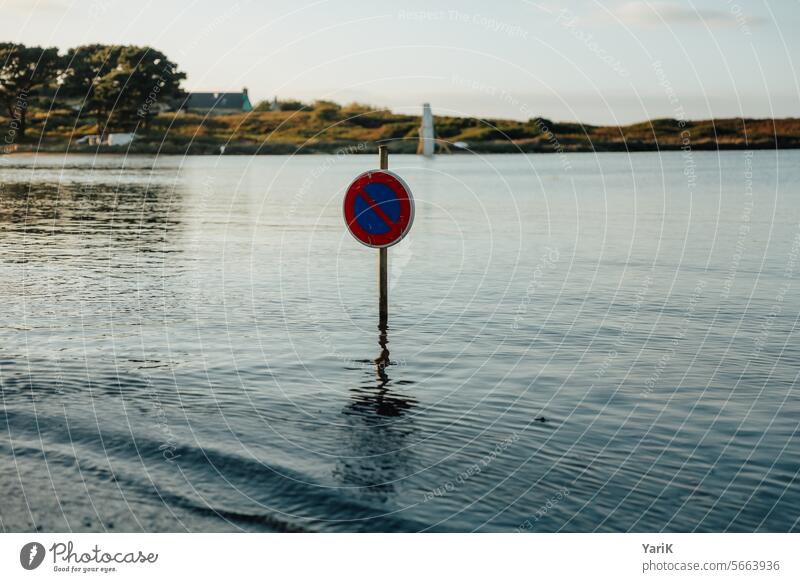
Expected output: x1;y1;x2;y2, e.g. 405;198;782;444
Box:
615;1;765;28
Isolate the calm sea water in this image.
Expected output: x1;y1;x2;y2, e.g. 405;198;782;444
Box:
1;151;798;532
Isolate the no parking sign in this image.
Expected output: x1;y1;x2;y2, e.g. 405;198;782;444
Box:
343;169;414;248
343;147;413;327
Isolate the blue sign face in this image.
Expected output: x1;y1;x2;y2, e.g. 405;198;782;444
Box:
353;182;402;235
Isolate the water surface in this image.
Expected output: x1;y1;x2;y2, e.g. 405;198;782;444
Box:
1;151;798;532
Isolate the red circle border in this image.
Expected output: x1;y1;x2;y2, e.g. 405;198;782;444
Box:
343;169;415;248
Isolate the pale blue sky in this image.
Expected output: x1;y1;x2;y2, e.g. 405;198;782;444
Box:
3;0;799;123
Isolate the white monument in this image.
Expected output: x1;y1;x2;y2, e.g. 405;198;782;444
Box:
417;103;435;157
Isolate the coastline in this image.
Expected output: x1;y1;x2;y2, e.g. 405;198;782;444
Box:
3;138;798;156
3;111;798;156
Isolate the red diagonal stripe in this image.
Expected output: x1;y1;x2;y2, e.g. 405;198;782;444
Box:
357;190;400;233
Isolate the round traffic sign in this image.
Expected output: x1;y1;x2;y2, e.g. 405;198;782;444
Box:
343;169;415;248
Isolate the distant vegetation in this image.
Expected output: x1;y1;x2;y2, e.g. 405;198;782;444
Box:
0;42;184;143
1;42;798;154
12;104;800;155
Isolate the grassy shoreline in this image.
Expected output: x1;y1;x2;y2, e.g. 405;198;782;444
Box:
4;108;799;155
5;139;796;156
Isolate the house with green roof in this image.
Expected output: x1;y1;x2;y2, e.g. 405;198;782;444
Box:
184;87;253;114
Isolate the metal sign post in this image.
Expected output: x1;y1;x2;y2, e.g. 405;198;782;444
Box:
378;145;389;329
343;146;415;329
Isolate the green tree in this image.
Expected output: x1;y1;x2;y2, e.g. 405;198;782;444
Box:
62;45;185;133
0;43;61;141
312;100;341;123
117;46;185;130
277;99;307;111
61;44;123;122
254;98;307;112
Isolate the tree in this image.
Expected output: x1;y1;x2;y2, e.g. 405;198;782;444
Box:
254;98;307;112
0;43;61;141
312;100;341;123
276;99;307;111
62;45;185;133
113;46;185;130
60;44;123;122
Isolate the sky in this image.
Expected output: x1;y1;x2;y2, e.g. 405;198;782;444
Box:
2;0;799;124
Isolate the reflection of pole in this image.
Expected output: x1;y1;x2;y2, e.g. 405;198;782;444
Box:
378;145;389;330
